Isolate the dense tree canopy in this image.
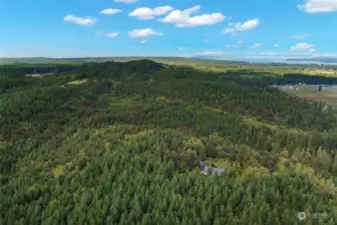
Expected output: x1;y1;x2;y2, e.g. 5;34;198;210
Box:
0;60;336;225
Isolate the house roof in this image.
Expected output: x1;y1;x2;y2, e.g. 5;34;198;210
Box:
201;166;226;175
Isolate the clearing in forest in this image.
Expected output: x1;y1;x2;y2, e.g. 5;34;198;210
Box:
278;84;337;109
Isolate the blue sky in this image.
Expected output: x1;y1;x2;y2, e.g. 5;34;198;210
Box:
1;0;337;59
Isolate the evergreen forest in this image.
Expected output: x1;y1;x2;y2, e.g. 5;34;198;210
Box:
1;59;337;225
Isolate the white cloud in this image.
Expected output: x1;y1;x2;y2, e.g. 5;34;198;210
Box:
297;0;337;13
106;32;119;38
250;43;262;49
292;34;311;39
114;0;138;3
223;18;259;33
199;51;225;56
224;28;236;33
177;47;185;51
160;5;225;27
129;6;173;20
274;44;279;48
64;14;98;26
310;48;316;52
237;40;243;44
289;42;315;51
239;19;259;30
128;28;163;38
140;40;148;44
100;8;121;15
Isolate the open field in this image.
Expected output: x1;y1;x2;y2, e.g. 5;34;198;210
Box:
278;84;337;108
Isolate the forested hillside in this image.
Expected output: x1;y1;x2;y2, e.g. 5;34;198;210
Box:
1;60;337;225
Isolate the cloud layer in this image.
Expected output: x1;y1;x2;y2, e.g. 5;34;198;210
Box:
250;43;262;49
160;5;225;27
58;3;332;59
100;8;121;15
129;6;173;20
106;32;119;38
223;18;259;33
64;15;97;26
200;51;225;56
298;0;337;13
289;42;315;51
128;28;163;38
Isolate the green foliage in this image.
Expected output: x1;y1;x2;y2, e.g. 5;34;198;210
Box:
0;60;337;225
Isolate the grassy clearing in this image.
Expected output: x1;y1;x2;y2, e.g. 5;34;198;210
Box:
278;84;337;109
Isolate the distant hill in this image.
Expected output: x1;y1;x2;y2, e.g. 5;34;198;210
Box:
0;57;64;65
0;57;121;65
287;57;337;63
0;56;247;66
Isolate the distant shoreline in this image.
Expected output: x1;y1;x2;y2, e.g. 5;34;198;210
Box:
286;58;337;65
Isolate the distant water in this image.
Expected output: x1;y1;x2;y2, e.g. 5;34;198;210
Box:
279;60;337;66
252;59;337;65
231;58;337;65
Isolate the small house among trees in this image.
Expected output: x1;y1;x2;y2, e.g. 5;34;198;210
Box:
199;161;226;175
